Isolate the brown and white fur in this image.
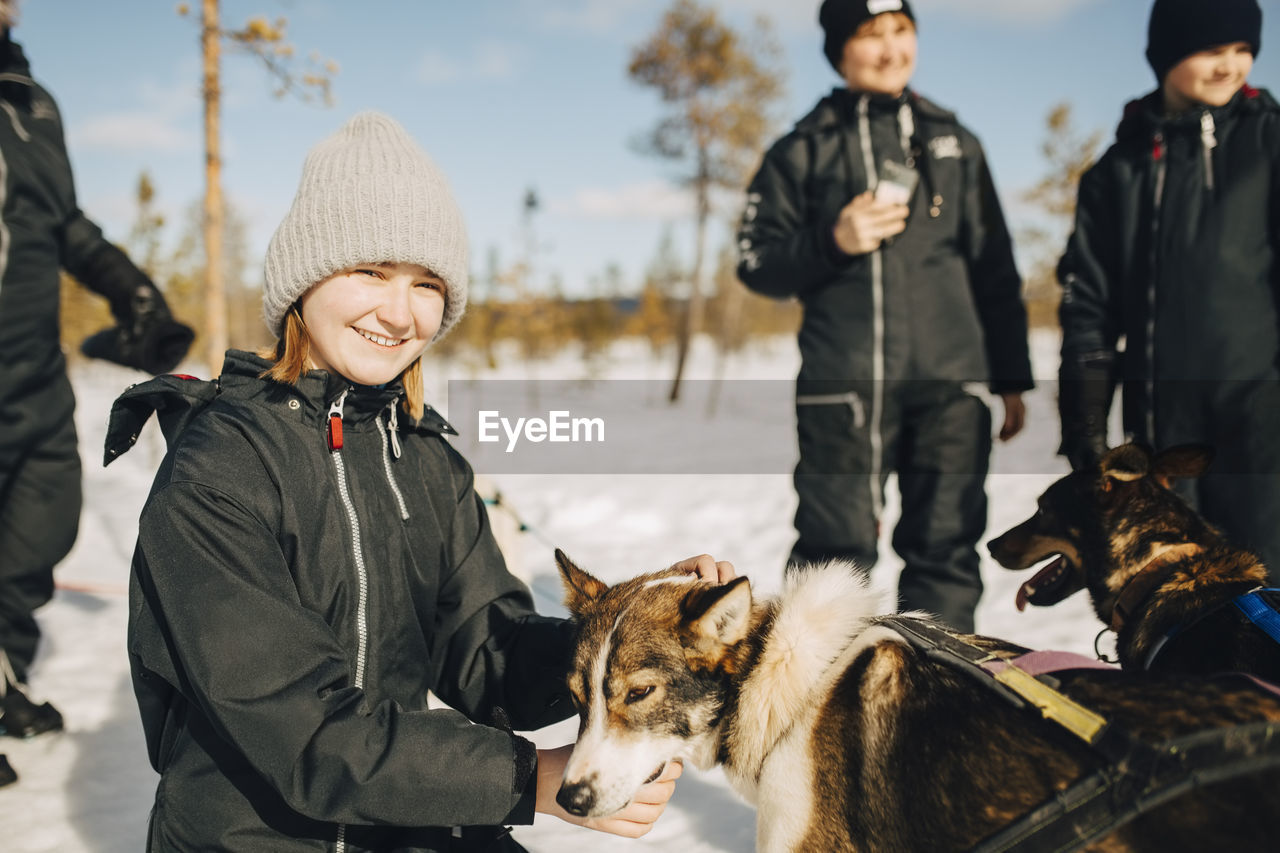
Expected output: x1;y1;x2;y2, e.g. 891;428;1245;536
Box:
554;549;1280;852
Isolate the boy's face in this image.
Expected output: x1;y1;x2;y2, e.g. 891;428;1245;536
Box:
300;261;445;386
839;12;917;97
1163;41;1254;109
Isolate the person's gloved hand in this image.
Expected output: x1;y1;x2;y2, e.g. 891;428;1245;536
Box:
81;285;194;375
1058;353;1114;472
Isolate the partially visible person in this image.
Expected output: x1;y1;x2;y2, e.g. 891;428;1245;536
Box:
0;0;192;785
114;110;732;851
736;0;1032;632
1058;0;1280;572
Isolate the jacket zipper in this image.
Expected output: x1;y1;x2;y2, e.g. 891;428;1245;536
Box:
857;94;886;520
327;389;368;853
380;401;410;521
1146;133;1167;442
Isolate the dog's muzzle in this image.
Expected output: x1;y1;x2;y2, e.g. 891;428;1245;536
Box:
556;781;597;817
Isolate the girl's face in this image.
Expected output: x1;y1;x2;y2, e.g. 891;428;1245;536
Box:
840;13;917;97
1163;42;1254;111
299;261;445;386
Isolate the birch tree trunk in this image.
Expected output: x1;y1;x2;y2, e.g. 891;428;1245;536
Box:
201;0;227;375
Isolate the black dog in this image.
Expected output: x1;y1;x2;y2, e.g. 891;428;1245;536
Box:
989;443;1280;680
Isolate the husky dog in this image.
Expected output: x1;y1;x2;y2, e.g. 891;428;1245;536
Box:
988;443;1280;679
553;549;1280;852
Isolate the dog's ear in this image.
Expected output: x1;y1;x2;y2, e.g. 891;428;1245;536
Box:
556;548;608;615
1152;444;1213;487
681;576;753;650
1099;443;1150;490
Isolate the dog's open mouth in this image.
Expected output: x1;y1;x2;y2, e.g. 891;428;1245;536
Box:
1014;555;1083;611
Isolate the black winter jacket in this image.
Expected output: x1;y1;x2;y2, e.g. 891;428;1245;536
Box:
0;34;155;449
737;88;1033;395
111;351;574;852
1059;86;1280;447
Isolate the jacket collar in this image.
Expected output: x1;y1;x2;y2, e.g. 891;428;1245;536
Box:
1116;85;1278;142
0;33;30;77
216;349;455;434
800;87;956;132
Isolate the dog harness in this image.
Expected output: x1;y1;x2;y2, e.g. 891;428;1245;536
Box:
1143;586;1280;670
877;617;1280;853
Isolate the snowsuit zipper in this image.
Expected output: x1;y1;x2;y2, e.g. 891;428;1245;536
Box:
326;389;368;853
857;94;886;520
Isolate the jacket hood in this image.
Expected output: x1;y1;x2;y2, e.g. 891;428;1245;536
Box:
0;32;30;76
1115;84;1279;142
104;350;455;467
796;87;957;133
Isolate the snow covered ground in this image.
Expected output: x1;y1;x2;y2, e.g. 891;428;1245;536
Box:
0;329;1103;852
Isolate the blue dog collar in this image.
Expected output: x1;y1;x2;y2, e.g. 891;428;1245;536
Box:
1233;588;1280;646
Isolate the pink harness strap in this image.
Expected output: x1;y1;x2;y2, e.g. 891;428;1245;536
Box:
983;650;1118;677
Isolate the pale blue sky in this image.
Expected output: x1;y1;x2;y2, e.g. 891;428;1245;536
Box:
18;0;1280;297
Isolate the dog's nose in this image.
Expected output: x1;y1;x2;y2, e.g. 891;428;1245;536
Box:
557;782;596;816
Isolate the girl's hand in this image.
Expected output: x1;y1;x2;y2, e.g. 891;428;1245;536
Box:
535;745;683;838
671;554;736;583
832;191;909;255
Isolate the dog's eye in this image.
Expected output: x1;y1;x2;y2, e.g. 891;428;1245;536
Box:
625;685;655;704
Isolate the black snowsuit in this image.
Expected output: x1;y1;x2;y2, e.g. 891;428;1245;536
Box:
0;34;176;682
1059;85;1280;572
111;351;574;852
737;88;1033;631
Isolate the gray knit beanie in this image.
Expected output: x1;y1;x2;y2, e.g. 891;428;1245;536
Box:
263;111;469;340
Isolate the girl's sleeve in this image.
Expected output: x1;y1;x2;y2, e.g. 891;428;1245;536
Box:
425;446;576;734
1056;159;1123;468
1057;161;1123;365
736;133;867;299
959;133;1034;394
136;477;545;828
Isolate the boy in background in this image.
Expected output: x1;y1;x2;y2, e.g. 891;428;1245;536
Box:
1059;0;1279;573
737;0;1032;632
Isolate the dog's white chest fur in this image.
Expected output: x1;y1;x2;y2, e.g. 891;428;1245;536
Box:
721;564;892;851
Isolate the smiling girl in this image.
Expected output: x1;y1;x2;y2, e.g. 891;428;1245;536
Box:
117;111;730;852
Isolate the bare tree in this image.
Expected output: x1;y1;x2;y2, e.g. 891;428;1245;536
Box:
178;2;336;372
628;0;784;400
1020;103;1104;327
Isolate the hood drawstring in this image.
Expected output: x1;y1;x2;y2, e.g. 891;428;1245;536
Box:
381;401;410;521
897;101;914;160
1199;110;1217;191
897;99;942;219
386;402;402;459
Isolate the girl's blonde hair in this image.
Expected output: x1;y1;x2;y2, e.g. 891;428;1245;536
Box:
258;307;426;421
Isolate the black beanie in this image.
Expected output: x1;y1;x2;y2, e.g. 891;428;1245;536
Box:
1146;0;1262;83
819;0;916;73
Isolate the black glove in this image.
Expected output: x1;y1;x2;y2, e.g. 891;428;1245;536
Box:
1058;353;1114;472
81;285;194;375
